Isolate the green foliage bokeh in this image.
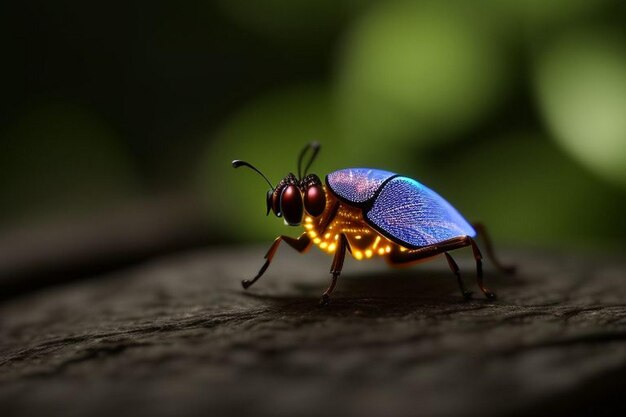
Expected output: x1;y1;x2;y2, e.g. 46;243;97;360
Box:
2;0;625;250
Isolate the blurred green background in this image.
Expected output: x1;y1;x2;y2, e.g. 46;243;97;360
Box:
1;0;625;264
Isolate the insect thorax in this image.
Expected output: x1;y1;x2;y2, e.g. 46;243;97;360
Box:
303;189;402;260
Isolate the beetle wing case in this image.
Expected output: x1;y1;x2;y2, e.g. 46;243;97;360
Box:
365;176;476;248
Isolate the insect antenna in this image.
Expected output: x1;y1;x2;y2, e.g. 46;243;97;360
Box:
297;141;321;180
232;160;274;190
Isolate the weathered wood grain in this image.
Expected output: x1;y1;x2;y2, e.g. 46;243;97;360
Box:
1;247;625;416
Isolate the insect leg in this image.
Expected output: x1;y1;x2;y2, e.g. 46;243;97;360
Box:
242;233;312;289
472;222;516;274
386;236;470;265
320;234;348;306
468;238;496;300
444;252;473;300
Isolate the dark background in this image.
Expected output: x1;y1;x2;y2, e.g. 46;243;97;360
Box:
1;0;625;288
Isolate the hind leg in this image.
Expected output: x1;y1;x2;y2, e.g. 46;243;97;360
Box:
472;222;515;274
387;237;476;299
387;236;497;300
444;252;473;300
468;238;496;300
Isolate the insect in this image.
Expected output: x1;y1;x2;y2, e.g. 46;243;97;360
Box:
232;142;514;306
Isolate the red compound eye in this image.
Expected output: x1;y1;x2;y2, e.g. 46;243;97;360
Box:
304;185;326;217
280;185;304;226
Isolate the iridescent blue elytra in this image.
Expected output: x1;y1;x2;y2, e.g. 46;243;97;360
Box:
326;168;476;248
232;142;514;304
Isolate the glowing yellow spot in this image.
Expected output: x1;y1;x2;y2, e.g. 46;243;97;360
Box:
320;242;328;249
373;236;381;249
365;249;373;258
354;250;363;260
385;246;391;253
308;231;317;238
400;247;407;252
305;216;313;223
304;224;313;230
355;235;362;240
328;243;336;252
325;233;331;239
334;234;339;240
378;248;385;255
314;238;321;244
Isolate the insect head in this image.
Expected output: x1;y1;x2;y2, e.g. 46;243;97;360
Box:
232;142;326;226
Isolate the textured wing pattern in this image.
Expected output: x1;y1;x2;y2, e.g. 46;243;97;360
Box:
326;168;396;204
365;177;476;248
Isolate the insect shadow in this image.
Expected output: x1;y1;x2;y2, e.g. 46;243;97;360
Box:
241;266;524;315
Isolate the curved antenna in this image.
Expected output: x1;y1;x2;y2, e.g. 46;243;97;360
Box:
232;160;274;190
297;141;321;179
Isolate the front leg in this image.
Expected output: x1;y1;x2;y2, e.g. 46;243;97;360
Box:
242;233;312;289
319;234;348;306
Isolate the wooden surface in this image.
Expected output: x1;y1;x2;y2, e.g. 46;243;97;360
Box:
1;246;625;416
